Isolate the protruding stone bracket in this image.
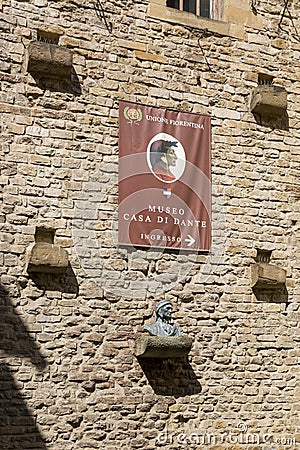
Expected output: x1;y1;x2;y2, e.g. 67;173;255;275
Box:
250;85;287;117
27;227;69;275
27;41;73;79
251;263;286;289
251;249;287;302
135;336;193;358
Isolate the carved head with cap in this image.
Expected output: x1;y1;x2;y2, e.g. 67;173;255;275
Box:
155;299;173;322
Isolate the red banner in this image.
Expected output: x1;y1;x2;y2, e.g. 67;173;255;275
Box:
118;102;211;251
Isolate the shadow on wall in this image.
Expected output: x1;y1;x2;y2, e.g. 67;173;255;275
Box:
30;68;82;97
138;356;201;398
0;284;47;369
0;283;48;449
253;111;289;130
0;364;48;449
253;285;289;303
29;263;79;296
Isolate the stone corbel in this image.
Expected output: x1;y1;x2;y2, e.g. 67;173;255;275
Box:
251;249;287;301
251;263;286;290
26;41;73;79
250;85;287;117
27;227;69;275
135;336;193;358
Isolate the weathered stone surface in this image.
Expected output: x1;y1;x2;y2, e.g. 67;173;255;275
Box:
27;242;69;274
0;0;299;448
250;85;287;116
251;262;286;288
135;336;193;358
27;41;73;78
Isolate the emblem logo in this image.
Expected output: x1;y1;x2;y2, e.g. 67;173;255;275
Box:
124;106;142;125
163;187;172;198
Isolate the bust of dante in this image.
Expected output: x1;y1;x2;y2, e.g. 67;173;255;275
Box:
144;300;182;337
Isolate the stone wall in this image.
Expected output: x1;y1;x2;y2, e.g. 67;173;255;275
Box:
0;0;299;448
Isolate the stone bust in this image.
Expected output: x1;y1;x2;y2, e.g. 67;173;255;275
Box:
144;300;182;337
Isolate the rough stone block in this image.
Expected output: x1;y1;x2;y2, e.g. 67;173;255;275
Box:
251;262;286;289
27;41;73;78
27;242;69;274
135;336;193;358
134;50;167;63
250;85;287;116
